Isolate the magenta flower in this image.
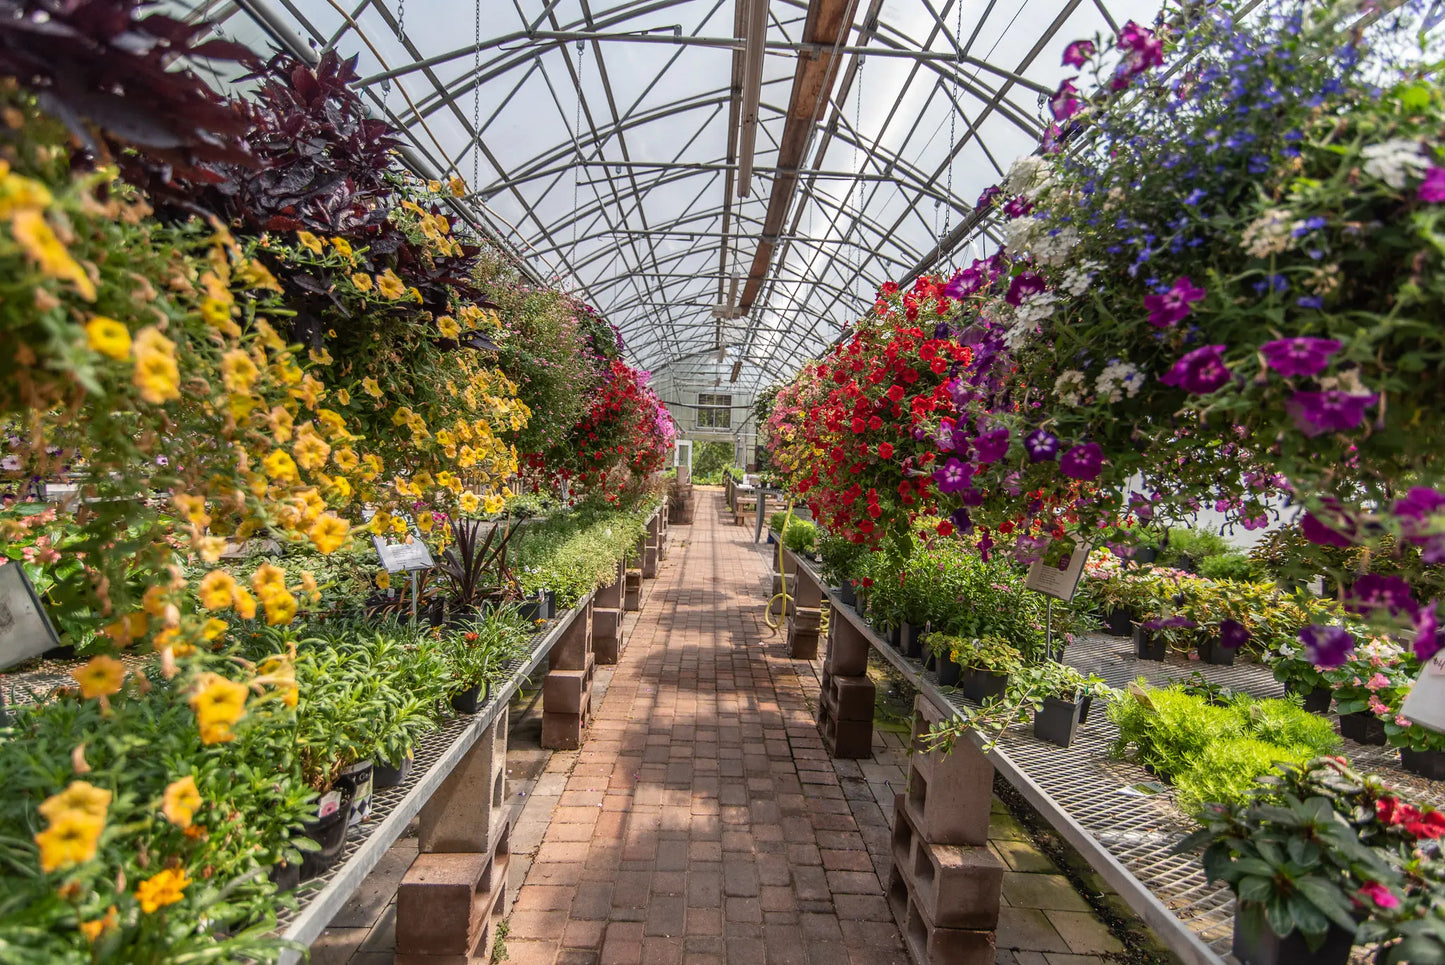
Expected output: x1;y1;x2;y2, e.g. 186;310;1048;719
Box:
1394;486;1445;520
1118;20;1164;72
1356;882;1400;911
1062;39;1096;68
1349;573;1417;617
1002;195;1034;219
1218;619;1250;650
1059;442;1104;481
1413;604;1442;662
1160;344;1230;394
1300;624;1355;668
1049;78;1082;122
1419;167;1445;203
943;264;986;299
1005;272;1046;306
932;457;973;494
1301;512;1352;548
1144;276;1206;328
1025;429;1059;462
976;185;1003;211
1285;390;1376;437
1259;337;1342;377
971;428;1010;464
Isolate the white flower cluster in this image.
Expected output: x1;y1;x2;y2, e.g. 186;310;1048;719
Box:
1360;138;1429;189
1054;369;1087;406
1031;226;1080;268
1004;156;1052;198
1014;290;1057;325
1240;208;1293;258
1061;259;1102;296
1094;360;1144;403
1004;216;1044;254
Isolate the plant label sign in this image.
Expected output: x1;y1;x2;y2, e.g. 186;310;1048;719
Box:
0;563;61;670
372;537;434;573
1400;649;1445;736
1025;542;1091;602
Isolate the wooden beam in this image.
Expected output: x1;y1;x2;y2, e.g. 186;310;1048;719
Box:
738;0;852;311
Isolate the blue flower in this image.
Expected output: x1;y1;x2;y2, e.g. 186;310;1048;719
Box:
1183;188;1207;206
1297;296;1324;310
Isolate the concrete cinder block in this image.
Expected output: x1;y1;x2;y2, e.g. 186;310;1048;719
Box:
904;745;993;848
642;545;659;579
787;625;819;659
825;619;871;677
419;715;507;853
595;562;625;609
908;836;1003;930
396;852;492;955
543;663;593;716
828;673;876;722
818;696;873;759
904;888;997;965
624;569;642;611
548;601;593;671
592;606;625;664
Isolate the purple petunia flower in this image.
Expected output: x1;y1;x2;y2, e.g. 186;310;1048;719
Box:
950;507;973;535
1050;78;1082;121
1300;624;1356;669
1143;276;1206;328
972;428;1010;464
943;265;987;299
1003;195;1034;219
932;458;973;494
1413;604;1442;662
1005;272;1046;306
1218;619;1250;649
1059;442;1104;481
1419;167;1445;203
1349;573;1417;617
1142;616;1196;632
1394;486;1445;521
1024;429;1059;462
1111;20;1163;90
976;185;1003;211
1259;337;1341;378
1062;39;1096;68
1160;344;1231;394
1301;512;1353;548
1285;390;1376;437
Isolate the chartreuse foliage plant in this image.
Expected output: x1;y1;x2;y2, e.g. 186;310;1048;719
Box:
511;504;656;607
1108;683;1341;814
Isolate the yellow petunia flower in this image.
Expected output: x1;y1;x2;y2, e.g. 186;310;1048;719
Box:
39;781;112;823
316;409;350;440
376;269;406;299
350;272;373;292
375;570;391;590
360;454;383;480
131;327;180;404
233;586;257;620
292;373;326;410
220;350;259;394
293;427;331;471
188;673;248;740
251;563;287;602
336;388;351;406
71;656;125;699
34;811;104;873
233;258;281;292
263;589;298;626
332;447;359;472
85;316;131;361
295;230;323;255
362;377;382;399
416;512;434;534
437;315;460;339
369;510;393;534
199;570;237;610
135;868;190;913
101;611;148;646
269;405;295;443
331;236;353;259
263;449;300;483
172;493;209;527
449;176;466;197
459;491;479;513
201;618;228;642
482;493;506;515
308;514;350;554
12;209;95;300
0;165;53;217
161;776;202;829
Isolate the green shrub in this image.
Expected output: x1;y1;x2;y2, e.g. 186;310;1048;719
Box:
769;511;788;532
1108;686;1237;779
511;505;653;606
1158;527;1232;568
782;520;817;554
1228;696;1342;756
1196;552;1256;581
1173;737;1310;815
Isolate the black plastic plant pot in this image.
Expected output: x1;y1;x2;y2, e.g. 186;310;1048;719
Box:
937;654;962;687
544;590;558;620
1133;627;1166;661
887;625;902;650
1199;637;1236;666
268;858;301;893
837;581;857;607
961;669;1008;705
1285;682;1331;714
374;753;414;789
1400;748;1445;781
901;622;925;659
1079;695;1094;725
517;599;543;622
1338;712;1387;746
338;760;374;828
450;682;487;715
299;785;354;881
1033;696;1082;748
923;651;937;672
1103;608;1135;637
1132;546;1158;565
1231;910;1355;965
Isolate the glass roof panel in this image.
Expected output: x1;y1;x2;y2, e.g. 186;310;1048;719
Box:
166;0;1154;397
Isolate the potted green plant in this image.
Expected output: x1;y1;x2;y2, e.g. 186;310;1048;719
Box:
1324;638;1412;747
1133;614;1195;661
924;631;965;687
1014;662;1089;748
440;608;529;714
953;635;1023;705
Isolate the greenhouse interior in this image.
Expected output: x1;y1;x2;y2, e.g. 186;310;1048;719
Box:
2;0;1444;963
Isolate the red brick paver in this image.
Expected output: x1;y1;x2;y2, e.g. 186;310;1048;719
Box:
506;492;908;964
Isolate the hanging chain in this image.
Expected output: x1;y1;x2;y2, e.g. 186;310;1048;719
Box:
398;0;406;46
572;41;586;260
943;0;964;243
472;0;481;191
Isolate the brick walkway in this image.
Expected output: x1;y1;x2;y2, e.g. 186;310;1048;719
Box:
503;491;910;965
